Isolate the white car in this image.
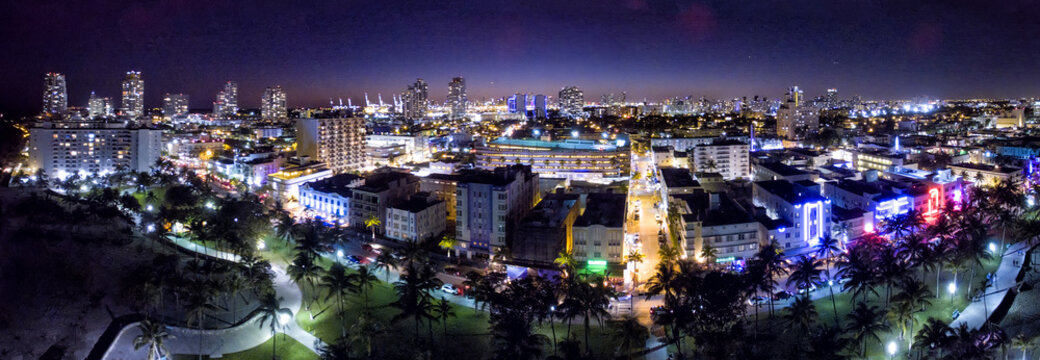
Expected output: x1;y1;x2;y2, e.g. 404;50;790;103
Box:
440;283;458;295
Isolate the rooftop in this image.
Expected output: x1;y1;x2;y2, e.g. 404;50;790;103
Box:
758;161;810;177
950;162;1021;174
574;193;626;228
306;173;363;197
660;167;700;188
676;192;755;227
390;193;443;213
521;193;580;228
755;179;827;204
354;171;418;192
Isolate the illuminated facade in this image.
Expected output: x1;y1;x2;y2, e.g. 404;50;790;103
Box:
28;124;162;179
120;71;145;119
42;72;67;115
402;78;428;121
446;77;467;119
455;165;539;257
295;117;366;174
475;138;630;183
261;86;287;120
213;81;238;117
162;93;190;119
558;86;584;117
87;92;114;119
752;180;831;250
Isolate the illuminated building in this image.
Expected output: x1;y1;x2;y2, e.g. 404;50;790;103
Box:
660;167;700;195
120;71;145;119
572;193;627;265
776;86;818;140
213;81;238;117
752;179;831;250
949;162;1022;186
455;165;539;257
365;133;431;164
475;138;630;183
299;173;364;222
162;93;189;119
349;171;420;235
268;162;333;201
693;139;750;180
27;123;162;179
401;78;428;121
261;86;287;120
533;94;548;119
446;77;467;119
508;93;527;114
295;117;366;174
753;161;813;182
386;193;447;242
87;92;114;119
558;86;584;117
852;149;905;172
675;192;761;262
42;73;67;115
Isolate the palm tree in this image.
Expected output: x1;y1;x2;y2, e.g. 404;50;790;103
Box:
391;264;442;339
132;320;173;360
321;262;358;338
183;280;217;360
434;297;457;338
915;317;951;359
700;243;718;265
489;311;548;360
563;275;615;355
846;302;890;358
1011;334;1034;360
256;292;287;360
784;296;818;335
288;252;321;306
350;265;378;310
274;213;296;246
645;261;680;305
607;315;649;360
438;233;458;260
349;312;385;358
374;251;398;283
816;234;843;326
624;249;644;266
787;255;823;299
316;337;352;360
364;215;380;239
754;243;788;318
657;244;681;265
554;250;576;276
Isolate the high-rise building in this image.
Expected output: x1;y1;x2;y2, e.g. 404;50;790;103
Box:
28;124;162;178
213;81;238;117
121;71;144;119
509;93;528;114
401;78;428;121
261;86;287;120
533;94;548;119
295;117;366;174
446;77;467;119
558;86;584;117
87;92;114;119
162;93;190;119
776;86;819;140
692;139;750;180
455;165;539;256
42;73;67;115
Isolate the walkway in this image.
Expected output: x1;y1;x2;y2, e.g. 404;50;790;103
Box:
950;241;1032;331
101;238;325;359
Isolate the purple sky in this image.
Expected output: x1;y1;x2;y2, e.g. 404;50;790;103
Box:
3;0;1040;115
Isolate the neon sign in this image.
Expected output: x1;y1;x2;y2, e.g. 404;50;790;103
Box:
875;196;911;220
803;201;824;246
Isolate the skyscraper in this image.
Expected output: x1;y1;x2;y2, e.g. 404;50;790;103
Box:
446;77;467;119
213;81;238;117
533;94;547;119
558;86;584;117
162;93;190;119
509;93;528;115
261;86;288;120
401;78;428;121
295;117;366;174
88;92;114;119
121;71;144;119
776;86;819;140
42;73;67;115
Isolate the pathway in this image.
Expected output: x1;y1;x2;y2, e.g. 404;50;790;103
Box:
949;241;1032;331
101;238;325;359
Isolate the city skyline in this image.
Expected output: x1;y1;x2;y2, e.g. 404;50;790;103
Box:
3;0;1040;116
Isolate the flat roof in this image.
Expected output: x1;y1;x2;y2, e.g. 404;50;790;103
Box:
660;167;699;188
755;179;827;204
574;193;626;228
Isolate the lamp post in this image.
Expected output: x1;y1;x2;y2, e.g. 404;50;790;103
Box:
887;341;897;359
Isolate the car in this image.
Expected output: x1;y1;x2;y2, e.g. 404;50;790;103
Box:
747;295;768;306
345;255;361;264
443;266;461;276
649;305;668;319
772;290;793;301
797;283;817;295
361;243;373;252
440;283;459;295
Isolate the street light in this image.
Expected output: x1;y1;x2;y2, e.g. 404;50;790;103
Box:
257;240;266;250
947;282;957;296
277;310;292;326
988;242;997;253
336;250;344;258
886;341;897;358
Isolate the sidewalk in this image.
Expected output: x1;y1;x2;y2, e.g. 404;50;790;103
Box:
101;239;325;359
949;241;1031;331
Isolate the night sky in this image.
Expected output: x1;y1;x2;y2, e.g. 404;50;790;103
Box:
3;0;1040;115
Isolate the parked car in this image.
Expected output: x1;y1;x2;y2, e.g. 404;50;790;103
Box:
345;255;361;264
440;283;459;295
649;305;668;319
748;295;768;306
797;283;817;295
772;290;793;301
361;243;373;252
443;266;461;276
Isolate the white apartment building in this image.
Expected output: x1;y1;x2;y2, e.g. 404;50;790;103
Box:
296;117;366;174
692;139;750;180
28;124;162;178
386;194;447;242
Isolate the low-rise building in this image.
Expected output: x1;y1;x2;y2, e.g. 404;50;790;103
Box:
299;173;364;222
349;170;421;235
267;160;333;202
659;167;700;195
752;179;831;251
386;193;447;242
512;193;581;266
949;162;1022;186
572;193;627;265
675;192;761;262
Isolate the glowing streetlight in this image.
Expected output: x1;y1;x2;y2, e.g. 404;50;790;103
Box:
277;311;291;326
257;240;266;250
146;204;154;212
146;224;156;233
80;185;89;192
947;282;957;295
886;341;897;358
336;250;344;258
988;242;997;253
